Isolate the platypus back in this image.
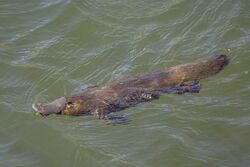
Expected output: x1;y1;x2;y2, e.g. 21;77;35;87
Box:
109;54;229;91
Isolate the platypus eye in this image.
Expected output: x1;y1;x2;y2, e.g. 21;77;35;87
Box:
67;102;73;105
66;101;74;107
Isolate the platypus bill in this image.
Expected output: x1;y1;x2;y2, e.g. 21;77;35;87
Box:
32;55;229;121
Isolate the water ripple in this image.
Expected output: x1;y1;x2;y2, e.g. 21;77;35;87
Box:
0;0;250;166
0;0;69;15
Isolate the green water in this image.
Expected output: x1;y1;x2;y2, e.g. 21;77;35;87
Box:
0;0;250;166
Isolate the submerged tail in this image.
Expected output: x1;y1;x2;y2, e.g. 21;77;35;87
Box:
167;54;229;84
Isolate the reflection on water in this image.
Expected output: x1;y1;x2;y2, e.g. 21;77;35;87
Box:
0;0;250;166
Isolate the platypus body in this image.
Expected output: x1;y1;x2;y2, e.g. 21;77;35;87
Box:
32;55;229;119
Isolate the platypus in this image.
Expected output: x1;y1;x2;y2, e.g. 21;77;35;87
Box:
32;55;229;120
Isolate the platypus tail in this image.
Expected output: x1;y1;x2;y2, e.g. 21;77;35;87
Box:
167;54;229;83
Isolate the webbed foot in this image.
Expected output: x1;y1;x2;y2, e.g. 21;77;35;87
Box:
161;81;201;94
101;113;130;125
183;81;201;93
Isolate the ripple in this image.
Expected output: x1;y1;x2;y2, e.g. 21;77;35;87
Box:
0;135;40;167
1;0;250;166
0;0;69;15
0;139;16;154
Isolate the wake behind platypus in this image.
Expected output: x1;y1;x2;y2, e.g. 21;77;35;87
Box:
32;55;229;120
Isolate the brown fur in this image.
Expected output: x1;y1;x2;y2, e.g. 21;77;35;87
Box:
32;55;229;118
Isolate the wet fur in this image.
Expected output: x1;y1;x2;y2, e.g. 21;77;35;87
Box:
32;55;229;118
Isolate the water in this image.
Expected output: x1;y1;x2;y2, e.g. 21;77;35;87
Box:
0;0;250;166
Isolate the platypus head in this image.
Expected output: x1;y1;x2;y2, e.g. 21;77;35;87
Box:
32;97;66;116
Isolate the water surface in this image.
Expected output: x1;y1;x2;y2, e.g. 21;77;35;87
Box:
0;0;250;167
